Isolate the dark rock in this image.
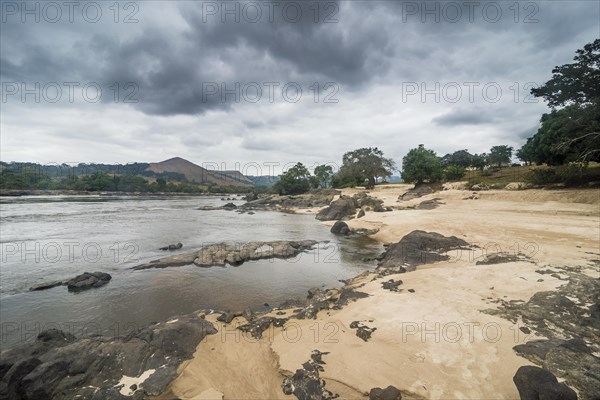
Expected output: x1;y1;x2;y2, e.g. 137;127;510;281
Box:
244;192;258;201
377;230;469;271
0;313;216;400
66;272;112;292
238;317;288;339
357;209;366;218
217;310;240;324
330;221;350;235
159;242;184;251
349;321;376;342
398;184;433;201
407;289;415;293
315;196;357;221
281;351;337;400
382;279;403;292
369;385;402;400
476;252;529;265
513;366;577;400
29;280;66;291
222;202;237;210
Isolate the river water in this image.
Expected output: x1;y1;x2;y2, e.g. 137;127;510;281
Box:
0;195;381;348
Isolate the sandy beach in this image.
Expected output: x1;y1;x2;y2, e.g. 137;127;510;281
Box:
165;185;600;399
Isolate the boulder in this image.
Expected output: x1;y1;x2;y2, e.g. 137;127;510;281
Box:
398;184;433;201
330;221;350;235
369;385;402;400
513;366;577;400
315;196;357;221
66;272;111;292
377;230;469;271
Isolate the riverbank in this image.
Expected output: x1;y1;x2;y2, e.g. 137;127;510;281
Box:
165;185;599;399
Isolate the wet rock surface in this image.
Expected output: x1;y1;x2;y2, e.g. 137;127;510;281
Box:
316;195;357;221
0;313;217;400
377;230;470;271
132;240;318;270
486;265;600;399
330;221;379;237
282;350;338;400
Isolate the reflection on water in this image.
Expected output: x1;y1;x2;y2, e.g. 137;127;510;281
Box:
0;195;382;348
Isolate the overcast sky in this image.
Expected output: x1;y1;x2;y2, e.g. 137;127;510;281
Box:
1;0;599;174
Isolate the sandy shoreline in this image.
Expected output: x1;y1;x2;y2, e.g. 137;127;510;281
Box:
166;185;599;400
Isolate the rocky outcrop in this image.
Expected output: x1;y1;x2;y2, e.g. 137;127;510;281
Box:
377;230;469;272
132;240;318;270
30;272;112;292
513;366;577;400
416;198;444;210
352;192;390;212
241;189;340;211
282;350;337;400
398;184;433;201
159;242;183;251
66;272;112;292
349;321;376;342
486;265;600;399
0;312;217;400
315;196;357;221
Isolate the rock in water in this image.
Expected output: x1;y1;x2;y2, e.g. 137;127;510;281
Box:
315;196;357;221
66;272;111;292
159;242;183;250
369;385;402;400
513;366;577;400
330;221;350;235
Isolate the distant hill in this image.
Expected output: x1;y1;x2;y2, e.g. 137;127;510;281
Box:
146;157;252;187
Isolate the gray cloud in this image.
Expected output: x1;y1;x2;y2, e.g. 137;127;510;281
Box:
1;1;598;166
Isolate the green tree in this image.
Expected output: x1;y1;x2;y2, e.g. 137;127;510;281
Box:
488;145;513;168
336;147;395;189
470;153;488;171
441;150;473;168
444;165;466;181
401;144;443;184
313;164;334;188
273;163;312;195
524;39;600;164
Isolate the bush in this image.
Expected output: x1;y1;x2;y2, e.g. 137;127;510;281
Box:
525;168;559;185
480;169;493;177
444;165;466;181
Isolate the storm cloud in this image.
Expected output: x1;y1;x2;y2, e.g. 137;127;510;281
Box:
1;0;598;170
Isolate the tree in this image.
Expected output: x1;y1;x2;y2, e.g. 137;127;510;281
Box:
531;39;600;108
441;150;473;168
273;163;311;195
444;165;466;181
335;147;395;189
470;153;488;170
523;39;600;164
313;164;334;188
401;144;443;184
488;145;513;168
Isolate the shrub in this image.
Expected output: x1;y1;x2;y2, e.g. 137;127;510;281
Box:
444;165;466;181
